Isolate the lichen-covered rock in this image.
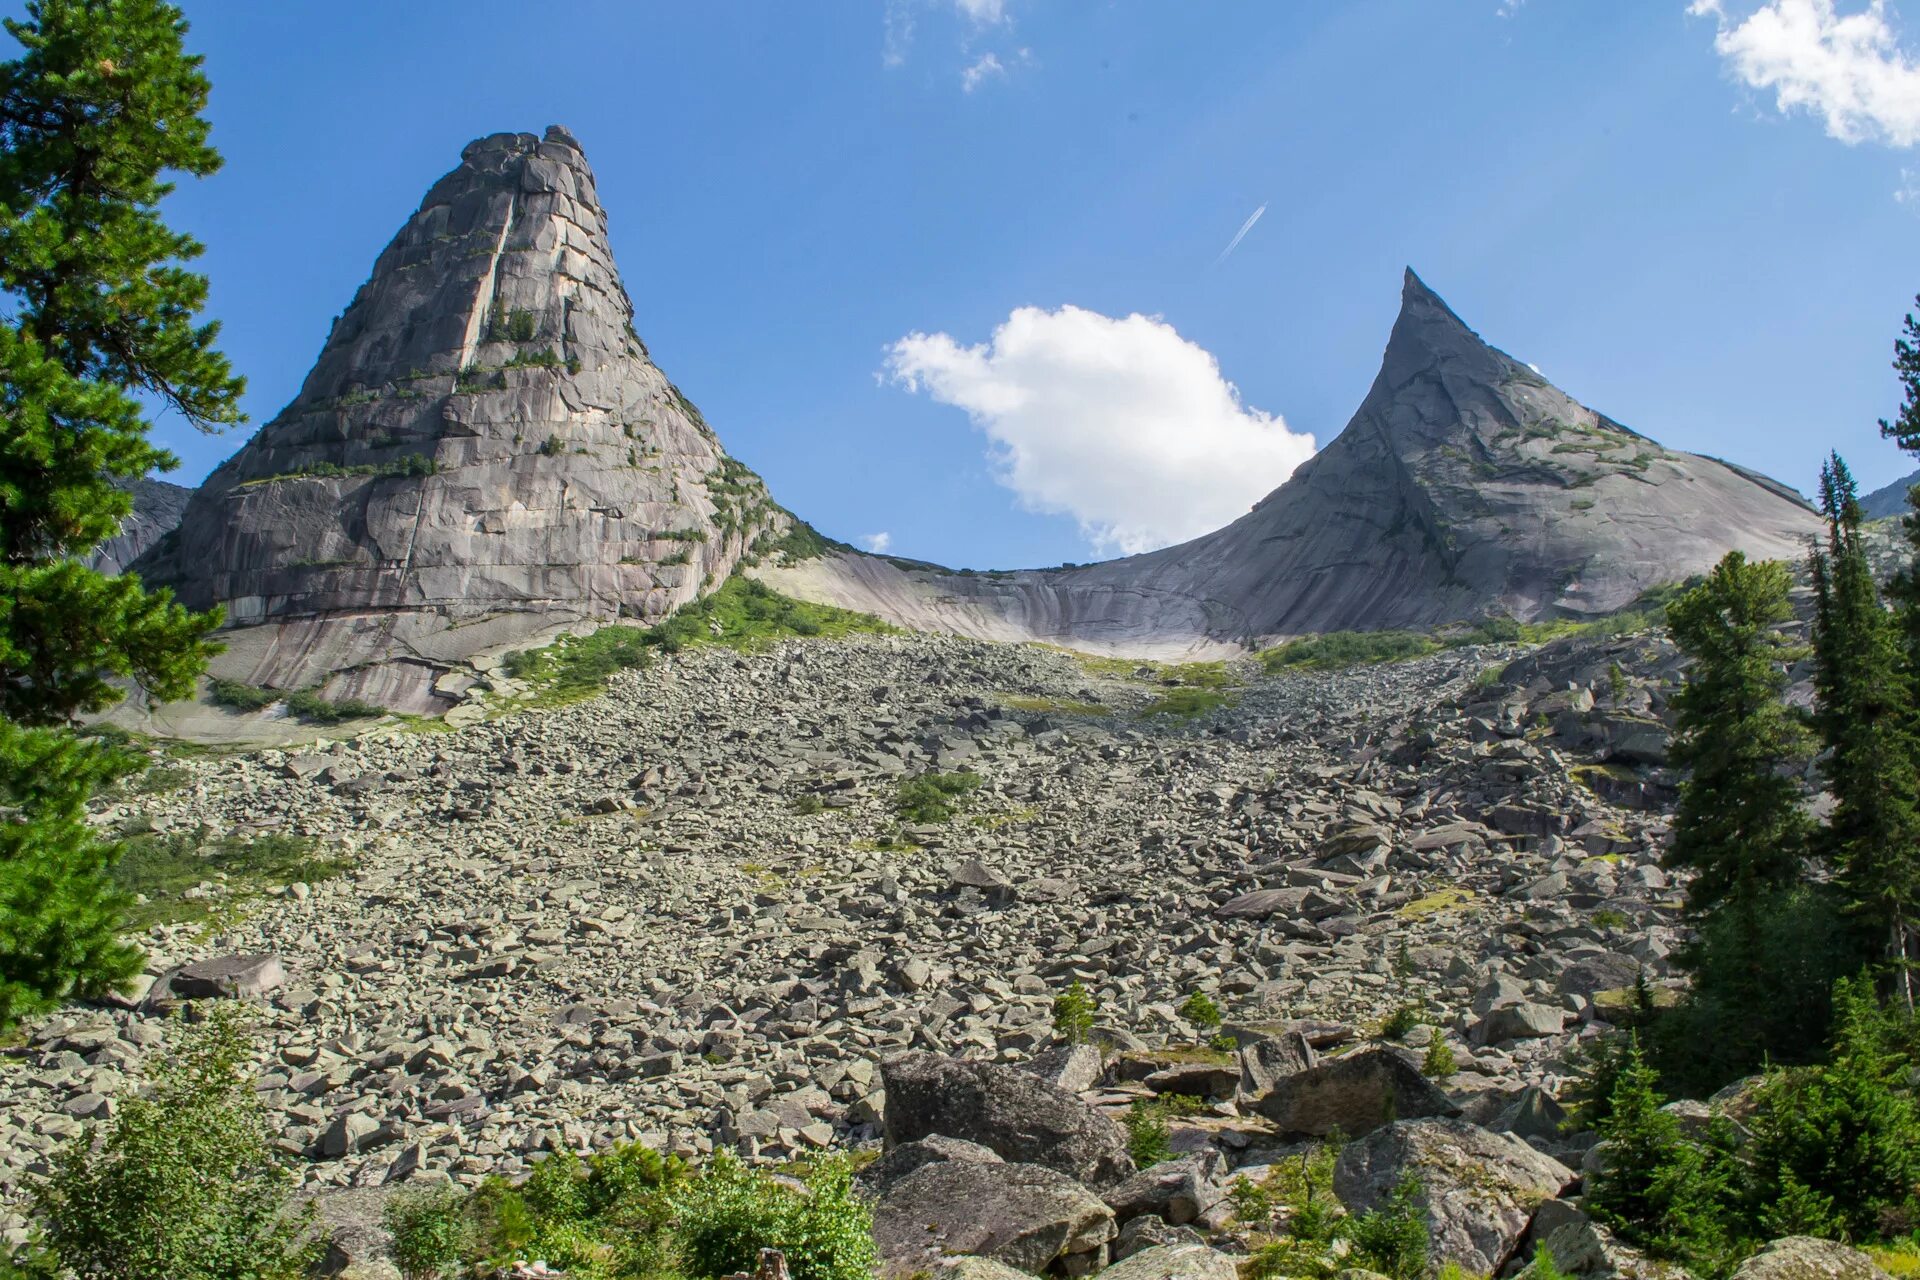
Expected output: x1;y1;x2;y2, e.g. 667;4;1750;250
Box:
1333;1118;1574;1274
882;1052;1133;1187
139;126;792;712
855;1134;1002;1199
1103;1153;1225;1226
1730;1238;1893;1280
870;1159;1115;1278
1098;1242;1240;1280
1252;1048;1457;1137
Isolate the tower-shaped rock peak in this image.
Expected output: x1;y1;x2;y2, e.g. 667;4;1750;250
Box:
140;127;792;711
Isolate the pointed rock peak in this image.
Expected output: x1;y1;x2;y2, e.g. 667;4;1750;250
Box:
1381;268;1513;386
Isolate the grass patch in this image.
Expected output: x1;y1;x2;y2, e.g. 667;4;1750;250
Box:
1142;687;1232;719
1397;887;1476;919
999;694;1111;717
1260;630;1444;672
114;828;352;928
500;578;896;706
896;771;982;824
1259;581;1700;675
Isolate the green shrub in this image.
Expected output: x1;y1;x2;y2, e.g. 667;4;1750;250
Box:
284;688;386;723
207;677;278;711
1421;1036;1458;1079
895;771;981;824
792;793;824;816
1346;1174;1430;1280
113;828;349;928
1241;1142;1348;1280
675;1156;876;1280
384;1187;468;1279
1378;1003;1424;1040
1141;687;1230;719
1053;980;1096;1045
1178;991;1222;1031
22;1006;320;1280
1745;976;1920;1241
1122;1095;1205;1168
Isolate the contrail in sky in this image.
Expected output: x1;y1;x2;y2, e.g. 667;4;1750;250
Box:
1214;203;1267;265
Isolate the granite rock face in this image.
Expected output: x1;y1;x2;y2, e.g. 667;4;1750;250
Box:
760;270;1823;653
137;127;789;712
1861;468;1919;521
89;478;192;575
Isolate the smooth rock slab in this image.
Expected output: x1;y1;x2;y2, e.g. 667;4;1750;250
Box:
871;1160;1115;1278
1333;1118;1574;1275
152;953;288;1003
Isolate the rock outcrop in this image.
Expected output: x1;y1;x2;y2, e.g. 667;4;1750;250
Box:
759;271;1822;653
1862;468;1918;522
90;477;192;575
136;127;791;713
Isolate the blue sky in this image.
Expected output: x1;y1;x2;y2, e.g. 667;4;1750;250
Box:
93;1;1920;568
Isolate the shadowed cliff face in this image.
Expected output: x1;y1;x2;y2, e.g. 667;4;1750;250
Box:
139;127;788;709
89;478;192;576
757;271;1822;654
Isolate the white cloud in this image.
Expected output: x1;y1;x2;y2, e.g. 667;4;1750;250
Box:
1900;165;1920;199
884;306;1317;556
1697;0;1920;146
955;0;1006;22
862;532;894;554
961;52;1005;91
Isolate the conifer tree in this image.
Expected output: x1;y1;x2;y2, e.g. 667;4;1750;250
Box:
1809;455;1920;1011
0;0;239;1025
1878;298;1920;674
1663;552;1812;917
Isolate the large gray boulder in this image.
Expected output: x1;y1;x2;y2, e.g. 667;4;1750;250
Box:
1333;1118;1574;1274
1099;1243;1240;1280
870;1160;1115;1278
1103;1153;1225;1227
1731;1238;1894;1280
137;126;794;714
855;1134;1002;1199
1239;1030;1318;1096
882;1052;1134;1187
758;270;1820;654
1252;1048;1458;1137
1527;1214;1693;1280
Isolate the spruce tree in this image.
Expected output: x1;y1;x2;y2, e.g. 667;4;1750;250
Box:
1663;552;1812;917
1809;455;1920;1011
0;0;239;1025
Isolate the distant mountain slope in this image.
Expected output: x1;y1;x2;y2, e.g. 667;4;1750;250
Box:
137;127;791;713
759;271;1822;654
88;477;192;575
1863;469;1919;521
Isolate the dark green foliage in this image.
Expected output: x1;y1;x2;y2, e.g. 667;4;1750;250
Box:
282;687;385;724
1662;553;1812;918
1178;990;1222;1030
205;676;275;711
1122;1094;1206;1168
1650;885;1862;1093
1378;1002;1423;1040
503;625;652;699
0;0;240;1026
1746;976;1920;1241
1052;979;1096;1044
895;770;981;823
503;347;561;370
1241;1143;1347;1280
1586;1040;1745;1276
1345;1175;1431;1280
1420;1035;1457;1078
19;1006;320;1280
0;721;140;1024
1811;456;1920;1006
